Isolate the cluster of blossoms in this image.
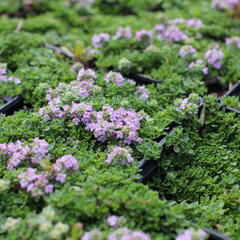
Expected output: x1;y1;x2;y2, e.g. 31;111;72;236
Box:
40;102;142;145
211;0;240;10
226;36;240;48
92;17;206;49
92;33;110;48
188;59;209;75
0;138;48;170
18;153;79;196
168;18;203;28
82;228;151;240
0;67;21;84
204;48;224;69
105;71;125;86
135;86;150;100
136;29;153;45
115;26;132;39
179;98;189;110
85;106;142;144
107;215;125;228
157;25;188;42
0;138;79;196
176;229;208;240
105;147;134;165
179;45;197;57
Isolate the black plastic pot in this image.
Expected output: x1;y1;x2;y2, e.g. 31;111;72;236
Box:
205;229;229;240
0;95;24;115
220;81;240;115
126;73;161;85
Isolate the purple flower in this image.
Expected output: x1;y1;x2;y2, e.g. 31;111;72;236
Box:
179;98;189;110
77;68;96;81
92;33;110;48
30;138;49;164
204;49;224;69
154;24;165;34
104;71;125;86
176;229;208;240
115;27;132;39
168;18;203;28
136;30;152;45
107;215;125;228
56;154;79;171
82;229;103;240
226;36;240;48
105;147;134;165
108;228;151;240
55;173;66;183
0;68;21;84
159;26;188;42
211;0;240;10
179;45;197;57
45;184;54;194
135;86;150;100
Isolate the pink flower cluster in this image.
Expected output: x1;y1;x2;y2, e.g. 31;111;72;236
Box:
204;48;224;69
85;106;142;144
158;25;188;42
211;0;240;10
46;69;96;102
40;102;142;145
115;26;132;39
105;147;134;165
19;154;78;197
104;71;125;86
82;228;151;240
179;98;189;110
0;138;48;170
179;45;197;57
0;138;79;196
168;18;203;28
107;215;125;228
92;33;110;48
108;228;151;240
136;29;153;44
226;36;240;48
176;229;207;240
188;59;209;75
0;68;21;84
135;86;150;100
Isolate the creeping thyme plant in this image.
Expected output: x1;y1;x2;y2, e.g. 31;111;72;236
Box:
0;0;240;239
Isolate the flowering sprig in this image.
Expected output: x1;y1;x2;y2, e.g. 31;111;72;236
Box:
92;33;110;48
0;67;21;84
168;18;203;28
82;228;151;240
176;228;208;240
135;86;150;100
115;27;132;39
211;0;240;10
179;45;197;57
158;25;188;42
0;138;79;196
86;106;142;144
104;71;125;86
188;59;209;75
105;147;134;165
226;36;240;48
40;94;143;144
204;48;224;69
107;215;125;228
